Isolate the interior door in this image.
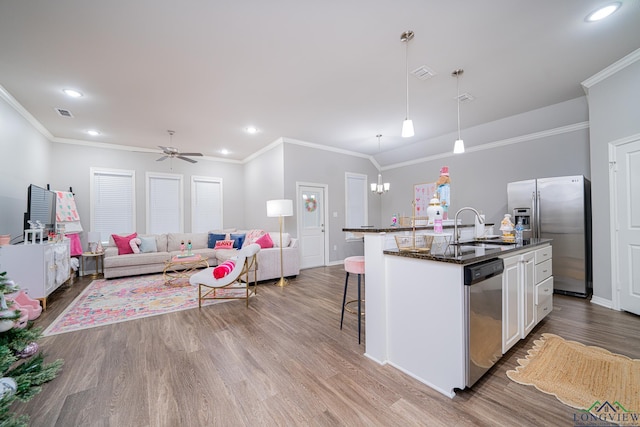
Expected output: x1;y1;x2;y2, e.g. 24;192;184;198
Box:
615;138;640;315
298;185;326;269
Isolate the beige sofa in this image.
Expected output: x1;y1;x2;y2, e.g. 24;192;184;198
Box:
103;231;300;281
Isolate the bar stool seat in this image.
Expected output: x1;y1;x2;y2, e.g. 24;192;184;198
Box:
341;256;365;344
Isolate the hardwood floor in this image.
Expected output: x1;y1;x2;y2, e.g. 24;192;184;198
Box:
13;266;640;426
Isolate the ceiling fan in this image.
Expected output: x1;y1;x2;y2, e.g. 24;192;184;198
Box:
157;130;203;164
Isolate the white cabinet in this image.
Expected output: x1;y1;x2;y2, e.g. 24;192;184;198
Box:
534;246;554;323
0;240;70;309
501;249;535;353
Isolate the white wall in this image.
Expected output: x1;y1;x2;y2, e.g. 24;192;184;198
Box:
283;142;379;262
243;142;285;232
0;95;51;241
585;50;640;302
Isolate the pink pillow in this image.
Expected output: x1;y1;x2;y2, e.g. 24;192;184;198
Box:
214;240;234;249
255;233;274;249
112;232;138;255
213;260;235;279
129;237;141;254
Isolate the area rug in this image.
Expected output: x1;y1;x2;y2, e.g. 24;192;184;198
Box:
506;333;640;423
43;273;243;336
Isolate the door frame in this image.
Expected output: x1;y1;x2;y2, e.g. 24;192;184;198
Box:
608;132;640;311
296;181;329;268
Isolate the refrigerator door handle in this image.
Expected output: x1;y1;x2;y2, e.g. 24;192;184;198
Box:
531;191;537;238
536;191;541;239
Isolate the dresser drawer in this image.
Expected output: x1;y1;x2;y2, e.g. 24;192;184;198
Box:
535;276;554;304
536;293;553;322
535;259;552;283
535;246;552;264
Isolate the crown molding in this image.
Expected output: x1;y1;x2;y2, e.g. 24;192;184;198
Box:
582;48;640;90
382;122;590;171
0;84;53;140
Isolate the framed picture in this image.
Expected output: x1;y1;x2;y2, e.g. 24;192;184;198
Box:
414;182;437;218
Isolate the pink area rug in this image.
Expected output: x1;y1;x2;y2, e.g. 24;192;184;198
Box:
43;273;233;336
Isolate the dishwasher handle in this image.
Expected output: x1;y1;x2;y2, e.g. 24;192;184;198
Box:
464;258;504;286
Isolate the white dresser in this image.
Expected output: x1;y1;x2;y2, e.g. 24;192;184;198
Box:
0;240;71;309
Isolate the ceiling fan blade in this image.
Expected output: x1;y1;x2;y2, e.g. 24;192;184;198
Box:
156;156;168;162
178;152;203;157
177;156;197;163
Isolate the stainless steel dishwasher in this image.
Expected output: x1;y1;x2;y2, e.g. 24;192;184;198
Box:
464;258;504;388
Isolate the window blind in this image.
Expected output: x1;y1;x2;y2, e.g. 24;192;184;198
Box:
91;168;135;243
147;173;182;234
191;176;223;233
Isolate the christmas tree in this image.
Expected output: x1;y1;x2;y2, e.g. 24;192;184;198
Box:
0;272;63;427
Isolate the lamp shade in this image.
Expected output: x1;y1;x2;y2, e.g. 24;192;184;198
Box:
87;231;101;243
453;139;465;154
267;199;293;217
401;119;414;138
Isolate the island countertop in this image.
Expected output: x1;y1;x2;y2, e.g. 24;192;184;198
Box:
384;238;553;265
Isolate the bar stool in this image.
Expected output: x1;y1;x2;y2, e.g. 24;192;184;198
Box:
340;255;365;344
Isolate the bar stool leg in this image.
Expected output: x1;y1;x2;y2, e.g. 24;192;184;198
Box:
340;272;349;330
357;273;362;344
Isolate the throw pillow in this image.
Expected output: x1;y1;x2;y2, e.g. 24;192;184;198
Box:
112;232;138;255
139;236;158;253
254;233;274;249
214;240;234;250
213;259;235;279
242;229;265;247
129;237;141;254
230;233;246;249
207;233;227;249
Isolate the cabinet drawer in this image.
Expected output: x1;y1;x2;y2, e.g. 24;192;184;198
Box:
535;276;553;304
536;293;553;322
535;259;552;283
535;246;552;264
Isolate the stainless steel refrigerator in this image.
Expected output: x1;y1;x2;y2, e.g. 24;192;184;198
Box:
507;175;592;297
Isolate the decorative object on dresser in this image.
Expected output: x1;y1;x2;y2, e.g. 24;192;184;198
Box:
266;199;294;287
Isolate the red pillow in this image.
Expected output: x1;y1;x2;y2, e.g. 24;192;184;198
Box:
254;233;274;249
213;260;235;279
112;232;138;255
214;240;234;249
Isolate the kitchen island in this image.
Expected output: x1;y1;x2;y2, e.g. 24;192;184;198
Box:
342;225;552;397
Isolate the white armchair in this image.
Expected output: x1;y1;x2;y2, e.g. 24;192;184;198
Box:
189;243;260;308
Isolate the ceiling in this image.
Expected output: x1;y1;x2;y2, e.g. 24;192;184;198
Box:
1;1;639;167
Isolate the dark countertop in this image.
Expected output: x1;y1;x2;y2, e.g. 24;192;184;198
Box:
342;223;493;233
383;238;552;265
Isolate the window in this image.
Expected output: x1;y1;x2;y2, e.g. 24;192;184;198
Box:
146;172;183;234
191;176;223;233
345;172;368;240
90;168;136;243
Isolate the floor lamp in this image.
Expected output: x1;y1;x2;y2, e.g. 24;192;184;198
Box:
267;199;293;287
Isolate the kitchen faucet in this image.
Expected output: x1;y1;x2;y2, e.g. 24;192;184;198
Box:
454;207;484;244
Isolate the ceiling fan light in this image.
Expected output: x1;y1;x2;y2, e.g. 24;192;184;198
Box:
454;139;465;154
401;119;415;138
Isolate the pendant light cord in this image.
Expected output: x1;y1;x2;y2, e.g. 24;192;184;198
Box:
405;37;410;120
456;75;461;140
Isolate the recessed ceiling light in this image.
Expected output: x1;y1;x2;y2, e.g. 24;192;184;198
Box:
62;89;83;98
221;149;229;155
246;126;258;134
86;129;100;136
585;2;621;22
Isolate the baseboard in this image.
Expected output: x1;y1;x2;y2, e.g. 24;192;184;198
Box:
590;295;614;310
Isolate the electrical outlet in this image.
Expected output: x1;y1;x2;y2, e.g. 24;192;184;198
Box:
333;211;338;218
333;245;337;251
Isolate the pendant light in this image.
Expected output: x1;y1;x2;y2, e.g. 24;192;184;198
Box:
452;69;465;154
401;31;415;138
371;134;390;194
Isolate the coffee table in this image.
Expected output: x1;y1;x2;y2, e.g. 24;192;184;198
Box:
163;254;209;285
